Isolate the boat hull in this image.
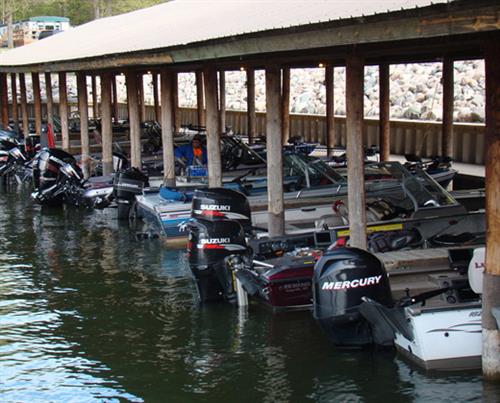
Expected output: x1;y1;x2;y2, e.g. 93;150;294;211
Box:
394;304;482;371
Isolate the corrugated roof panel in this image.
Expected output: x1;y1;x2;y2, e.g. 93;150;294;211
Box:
0;0;451;67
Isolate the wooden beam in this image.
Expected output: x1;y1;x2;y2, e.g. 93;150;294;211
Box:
77;72;91;178
265;66;285;236
203;65;222;187
218;70;226;133
282;67;290;144
160;69;176;187
483;37;500;381
172;72;180;131
0;73;9;128
152;72;160;123
325;64;335;156
346;53;367;249
10;73;19;133
379;63;391;161
138;73;146;122
100;72;113;175
58;72;69;151
196;70;205;126
19;73;29;136
126;71;142;168
44;73;54;138
91;75;99;119
32;73;43;145
112;74;119;122
247;68;256;143
442;57;454;158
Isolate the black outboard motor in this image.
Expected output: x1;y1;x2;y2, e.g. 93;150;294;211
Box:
0;136;26;178
191;187;251;229
31;148;80;206
113;167;149;219
188;188;252;302
313;247;393;347
188;219;248;302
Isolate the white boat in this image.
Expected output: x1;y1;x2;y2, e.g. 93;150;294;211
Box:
392;247;484;371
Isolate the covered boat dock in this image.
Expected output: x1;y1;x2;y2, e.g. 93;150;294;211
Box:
0;0;499;378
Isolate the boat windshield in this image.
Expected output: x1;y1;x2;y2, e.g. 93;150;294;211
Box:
283;153;346;186
364;162;456;208
221;136;267;165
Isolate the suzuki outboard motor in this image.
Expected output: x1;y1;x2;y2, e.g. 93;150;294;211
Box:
313;247;393;347
188;188;252;302
188;219;248;302
191;187;251;230
113;167;149;219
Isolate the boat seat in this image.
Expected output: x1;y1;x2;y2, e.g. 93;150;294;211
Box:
315;214;344;230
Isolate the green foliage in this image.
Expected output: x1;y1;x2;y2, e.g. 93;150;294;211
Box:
4;0;168;26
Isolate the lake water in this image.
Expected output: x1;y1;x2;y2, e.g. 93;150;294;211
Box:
0;185;498;402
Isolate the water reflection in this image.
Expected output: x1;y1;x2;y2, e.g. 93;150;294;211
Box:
0;185;498;402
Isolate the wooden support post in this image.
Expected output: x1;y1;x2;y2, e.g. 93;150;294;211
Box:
152;72;160;123
379;63;391;161
219;70;226;134
100;73;113;175
265;66;284;236
172;73;180;131
196;70;205;127
44;73;54;138
112;75;119;122
138;73;146;123
126;72;142;169
442;58;454;158
346;54;367;250
483;38;500;381
203;65;222;187
32;73;43;142
19;73;29;136
91;75;99;119
247;68;256;143
160;69;175;187
282;67;290;144
10;73;19;133
326;64;335;157
58;72;69;151
0;73;9;128
77;72;91;178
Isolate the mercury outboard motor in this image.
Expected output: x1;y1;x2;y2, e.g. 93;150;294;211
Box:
313;247;393;347
113;167;149;219
188;188;252;302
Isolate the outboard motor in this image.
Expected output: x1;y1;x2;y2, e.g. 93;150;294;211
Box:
313;247;393;347
188;219;248;302
191;187;251;229
188;188;252;302
113;167;149;219
31;148;79;206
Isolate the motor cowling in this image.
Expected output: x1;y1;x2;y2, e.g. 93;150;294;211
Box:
191;188;251;229
188;219;248;302
313;247;393;347
113;167;149;219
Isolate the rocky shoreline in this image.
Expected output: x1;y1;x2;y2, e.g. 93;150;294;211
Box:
19;60;485;123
